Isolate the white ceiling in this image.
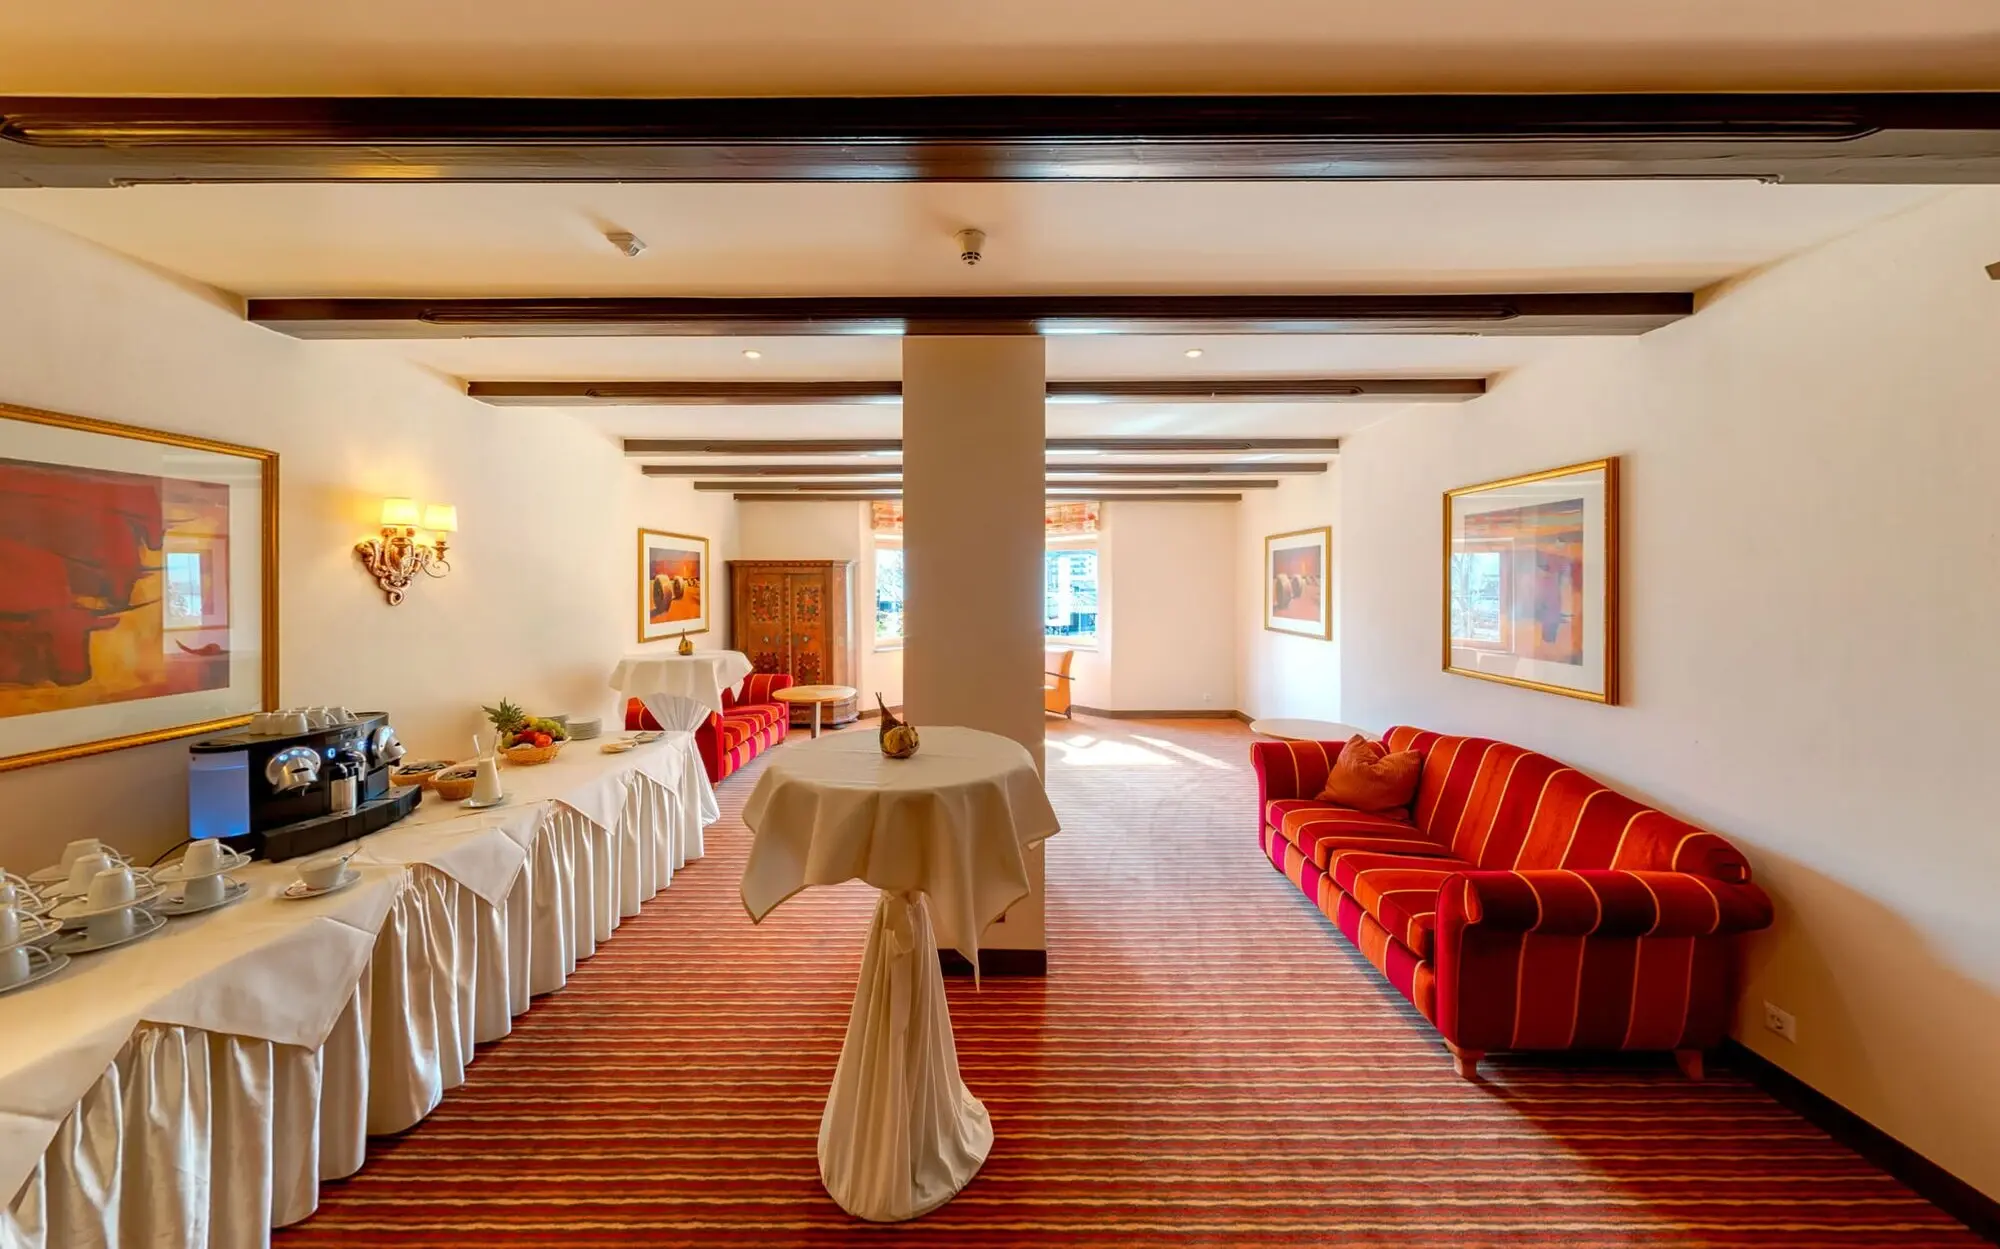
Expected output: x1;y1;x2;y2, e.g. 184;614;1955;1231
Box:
1;0;1995;92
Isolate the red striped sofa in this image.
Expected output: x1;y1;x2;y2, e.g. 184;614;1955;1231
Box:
624;673;794;784
1254;727;1773;1080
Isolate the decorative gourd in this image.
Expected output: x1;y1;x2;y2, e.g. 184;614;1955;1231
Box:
676;630;695;656
877;693;920;758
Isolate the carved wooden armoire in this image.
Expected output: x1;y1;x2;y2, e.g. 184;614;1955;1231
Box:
727;560;860;726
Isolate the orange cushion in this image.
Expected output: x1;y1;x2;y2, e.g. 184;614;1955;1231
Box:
1317;735;1421;813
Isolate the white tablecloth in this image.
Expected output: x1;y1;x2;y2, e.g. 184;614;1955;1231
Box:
609;650;755;719
739;727;1058;1223
1;733;713;1248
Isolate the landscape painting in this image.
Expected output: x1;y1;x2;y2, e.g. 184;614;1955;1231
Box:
1445;458;1618;703
0;404;275;771
1265;527;1332;639
638;528;710;642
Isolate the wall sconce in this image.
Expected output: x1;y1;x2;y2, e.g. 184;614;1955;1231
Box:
355;497;457;605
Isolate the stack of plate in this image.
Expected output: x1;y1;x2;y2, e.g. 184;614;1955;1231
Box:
566;716;603;741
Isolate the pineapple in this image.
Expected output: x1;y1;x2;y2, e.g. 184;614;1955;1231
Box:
481;698;527;736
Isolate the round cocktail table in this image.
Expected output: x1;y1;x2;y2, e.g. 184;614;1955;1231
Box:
1248;717;1368;742
771;683;858;739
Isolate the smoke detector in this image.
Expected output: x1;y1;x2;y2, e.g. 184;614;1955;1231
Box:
605;230;646;258
954;228;986;266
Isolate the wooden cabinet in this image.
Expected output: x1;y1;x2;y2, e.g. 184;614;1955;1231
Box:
728;560;860;726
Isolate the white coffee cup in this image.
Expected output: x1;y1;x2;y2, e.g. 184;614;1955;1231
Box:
87;908;135;945
0;945;27;988
184;838;226;876
63;851;117;896
59;838;107;871
181;873;227;908
87;866;138;912
297;853;351;892
279;711;309;734
0;883;18;910
0;905;21;948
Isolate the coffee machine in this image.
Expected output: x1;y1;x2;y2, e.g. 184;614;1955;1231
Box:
187;709;422;861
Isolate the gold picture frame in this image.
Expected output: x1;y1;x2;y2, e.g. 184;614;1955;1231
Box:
1264;526;1333;640
636;528;711;643
0;402;280;771
1442;457;1619;704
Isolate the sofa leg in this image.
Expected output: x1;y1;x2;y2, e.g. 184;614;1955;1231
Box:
1446;1043;1483;1081
1674;1049;1705;1082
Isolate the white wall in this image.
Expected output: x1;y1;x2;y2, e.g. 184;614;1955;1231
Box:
1237;469;1343;723
1333;188;2000;1201
1102;501;1236;712
0;206;733;866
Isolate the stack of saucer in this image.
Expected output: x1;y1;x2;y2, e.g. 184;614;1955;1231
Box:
565;716;603;741
0;900;65;995
47;865;165;955
152;838;252;917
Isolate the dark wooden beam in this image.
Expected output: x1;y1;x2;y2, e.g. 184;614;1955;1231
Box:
247;294;1687;339
694;478;1280;491
644;461;1325;477
473;377;1482;405
10;95;2000;186
622;437;1344;456
734;492;1243;503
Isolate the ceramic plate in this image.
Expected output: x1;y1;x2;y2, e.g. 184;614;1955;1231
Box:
48;883;166;922
155;878;251;917
152;849;253;884
0;948;70;995
461;794;511;810
48;909;168;956
279;869;361;901
599;741;636;754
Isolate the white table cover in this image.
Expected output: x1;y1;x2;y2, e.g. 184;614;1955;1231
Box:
2;734;712;1248
739;727;1059;1223
610;650;755;719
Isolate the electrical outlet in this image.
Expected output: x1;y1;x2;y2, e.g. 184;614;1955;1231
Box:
1763;1001;1798;1043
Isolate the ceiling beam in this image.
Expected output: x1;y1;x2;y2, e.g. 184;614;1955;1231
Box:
734;492;1244;503
693;478;1280;492
642;461;1326;477
246;294;1688;339
622;437;1344;456
9;95;2000;186
470;377;1484;405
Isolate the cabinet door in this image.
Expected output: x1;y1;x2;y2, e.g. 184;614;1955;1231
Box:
740;569;791;677
786;570;829;686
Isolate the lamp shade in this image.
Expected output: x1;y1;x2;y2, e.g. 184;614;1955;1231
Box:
379;497;421;527
421;503;459;533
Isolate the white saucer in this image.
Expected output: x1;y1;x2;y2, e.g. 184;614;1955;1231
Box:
0;947;70;995
49;883;166;922
280;869;361;901
28;853;130;885
153;849;253;883
48;909;167;956
460;793;510;809
3;889;52;918
599;741;636;754
156;878;250;917
0;913;59;951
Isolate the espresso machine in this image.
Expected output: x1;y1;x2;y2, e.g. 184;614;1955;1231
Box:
187;708;422;861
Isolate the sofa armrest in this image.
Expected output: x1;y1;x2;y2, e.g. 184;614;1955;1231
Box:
1250;739;1347;803
1443;869;1774;940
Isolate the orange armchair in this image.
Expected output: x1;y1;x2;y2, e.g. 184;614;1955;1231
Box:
1044;649;1075;718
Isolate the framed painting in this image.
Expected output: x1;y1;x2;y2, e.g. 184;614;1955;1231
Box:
0;402;278;772
1264;526;1332;640
637;528;710;642
1444;457;1619;704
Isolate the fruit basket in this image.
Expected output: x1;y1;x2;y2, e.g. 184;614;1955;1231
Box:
482;698;570;768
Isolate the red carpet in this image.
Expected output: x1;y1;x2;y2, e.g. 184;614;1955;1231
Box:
277;718;1980;1247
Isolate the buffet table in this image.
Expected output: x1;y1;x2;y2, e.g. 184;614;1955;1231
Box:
0;732;716;1249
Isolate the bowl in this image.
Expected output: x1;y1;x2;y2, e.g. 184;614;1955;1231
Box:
297;853;352;892
430;765;479;802
391;759;454;787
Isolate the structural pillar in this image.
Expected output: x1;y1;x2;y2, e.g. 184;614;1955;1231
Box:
902;335;1048;968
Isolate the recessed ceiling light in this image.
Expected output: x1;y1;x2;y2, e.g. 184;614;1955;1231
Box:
1184;348;1204;359
741;349;762;359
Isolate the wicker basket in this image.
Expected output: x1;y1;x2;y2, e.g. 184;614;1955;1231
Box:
503;742;562;766
391;761;453;788
430;769;479;802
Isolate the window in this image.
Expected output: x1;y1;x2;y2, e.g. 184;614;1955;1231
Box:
874;542;905;645
1045;548;1098;644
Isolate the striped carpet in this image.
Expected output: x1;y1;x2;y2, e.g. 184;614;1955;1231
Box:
278;717;1979;1247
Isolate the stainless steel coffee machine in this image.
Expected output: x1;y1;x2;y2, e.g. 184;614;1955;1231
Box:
187;708;421;861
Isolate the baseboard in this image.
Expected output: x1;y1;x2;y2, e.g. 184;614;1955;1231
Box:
938;947;1048;977
1229;709;1255;725
1070;706;1244;720
1722;1040;2000;1243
